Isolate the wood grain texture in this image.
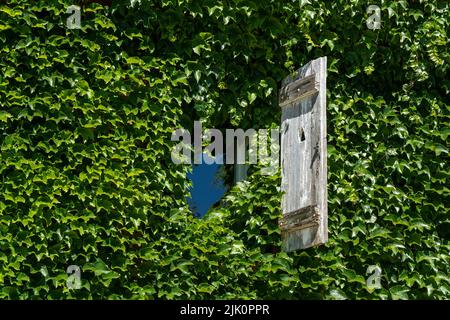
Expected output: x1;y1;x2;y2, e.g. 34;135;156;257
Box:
280;57;327;252
279;74;319;107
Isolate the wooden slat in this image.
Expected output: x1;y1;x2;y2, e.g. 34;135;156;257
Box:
279;74;319;107
279;57;327;252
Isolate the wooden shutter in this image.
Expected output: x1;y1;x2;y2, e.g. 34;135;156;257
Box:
279;57;328;252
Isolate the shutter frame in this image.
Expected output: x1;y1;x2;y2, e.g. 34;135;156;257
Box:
279;57;328;252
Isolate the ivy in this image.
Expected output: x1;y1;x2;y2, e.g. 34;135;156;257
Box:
0;0;449;299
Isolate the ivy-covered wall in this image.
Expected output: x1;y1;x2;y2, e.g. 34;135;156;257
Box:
0;0;449;299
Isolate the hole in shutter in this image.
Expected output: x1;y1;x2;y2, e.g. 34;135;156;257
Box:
299;127;306;142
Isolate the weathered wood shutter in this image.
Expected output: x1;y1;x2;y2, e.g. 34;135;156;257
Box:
279;57;328;252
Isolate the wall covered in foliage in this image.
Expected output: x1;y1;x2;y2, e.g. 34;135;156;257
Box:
0;0;448;299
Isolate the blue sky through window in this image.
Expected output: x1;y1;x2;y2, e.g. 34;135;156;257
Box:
187;154;227;218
